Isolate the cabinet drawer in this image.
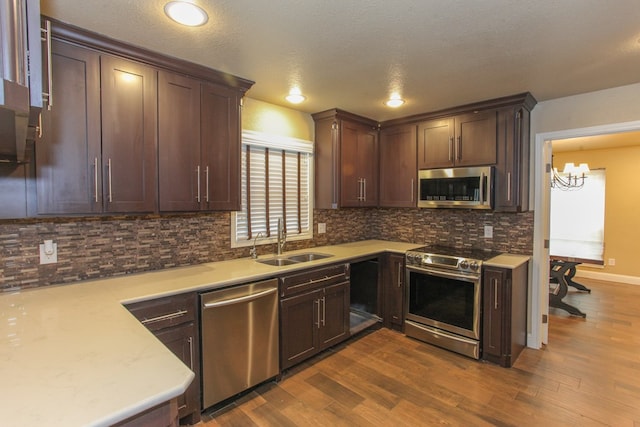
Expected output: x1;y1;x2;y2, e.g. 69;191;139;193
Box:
280;263;348;298
127;292;196;332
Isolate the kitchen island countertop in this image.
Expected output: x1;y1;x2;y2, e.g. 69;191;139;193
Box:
0;239;421;426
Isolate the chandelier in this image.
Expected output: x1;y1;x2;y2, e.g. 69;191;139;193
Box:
551;161;590;190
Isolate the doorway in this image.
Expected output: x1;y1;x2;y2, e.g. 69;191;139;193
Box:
531;121;640;347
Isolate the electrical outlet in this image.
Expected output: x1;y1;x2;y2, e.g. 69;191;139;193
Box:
484;225;493;238
608;258;616;266
318;223;327;234
39;240;58;264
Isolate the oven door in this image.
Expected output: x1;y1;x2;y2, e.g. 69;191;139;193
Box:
405;265;481;340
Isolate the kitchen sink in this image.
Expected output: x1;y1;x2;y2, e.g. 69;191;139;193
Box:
286;252;333;262
256;252;334;266
256;257;299;266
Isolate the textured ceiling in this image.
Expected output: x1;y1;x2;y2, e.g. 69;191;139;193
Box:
41;0;640;121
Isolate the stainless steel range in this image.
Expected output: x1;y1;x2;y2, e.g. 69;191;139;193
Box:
404;246;498;359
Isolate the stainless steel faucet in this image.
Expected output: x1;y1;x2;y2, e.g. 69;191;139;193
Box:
250;232;264;259
276;218;286;255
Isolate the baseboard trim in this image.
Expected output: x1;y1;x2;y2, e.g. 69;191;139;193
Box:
575;270;640;286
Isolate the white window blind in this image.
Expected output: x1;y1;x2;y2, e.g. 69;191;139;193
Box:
232;130;313;247
550;168;606;263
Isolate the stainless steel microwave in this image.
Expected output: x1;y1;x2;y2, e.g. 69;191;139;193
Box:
418;166;493;209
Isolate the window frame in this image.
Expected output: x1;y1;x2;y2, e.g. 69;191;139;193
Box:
231;130;314;249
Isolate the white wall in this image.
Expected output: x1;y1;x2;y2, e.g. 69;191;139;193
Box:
531;82;640;134
527;82;640;347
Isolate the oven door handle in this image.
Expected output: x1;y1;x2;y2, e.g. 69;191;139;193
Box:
406;265;480;281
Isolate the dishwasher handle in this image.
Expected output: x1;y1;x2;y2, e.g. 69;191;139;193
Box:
202;287;277;309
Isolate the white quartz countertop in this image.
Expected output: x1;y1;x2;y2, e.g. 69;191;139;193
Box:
0;239;421;427
484;253;530;269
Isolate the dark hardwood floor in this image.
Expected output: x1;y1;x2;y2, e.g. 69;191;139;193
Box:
200;278;640;426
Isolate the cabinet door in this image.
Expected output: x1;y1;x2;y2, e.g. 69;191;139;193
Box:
379;125;416;207
339;120;362;207
495;106;529;212
385;254;405;329
455;110;497;167
36;40;101;214
158;71;201;211
154;323;200;423
313;116;339;209
357;126;379;207
482;267;506;360
100;55;157;213
417;118;454;169
201;82;241;211
340;120;378;207
280;289;322;370
319;281;350;349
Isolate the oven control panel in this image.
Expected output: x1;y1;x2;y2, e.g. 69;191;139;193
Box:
406;251;481;274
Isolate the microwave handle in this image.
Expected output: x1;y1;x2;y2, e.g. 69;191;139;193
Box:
480;171;486;204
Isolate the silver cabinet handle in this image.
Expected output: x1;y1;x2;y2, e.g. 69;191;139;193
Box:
107;158;113;202
41;20;53;110
397;263;402;287
507;172;512;202
285;274;347;294
188;336;194;370
321;296;326;326
205;165;210;203
308;273;345;286
203;287;277;309
363;178;366;202
196;166;201;203
331;121;339;208
93;157;99;203
493;279;498;309
448;137;453;161
316;299;321;329
140;309;188;326
410;178;414;203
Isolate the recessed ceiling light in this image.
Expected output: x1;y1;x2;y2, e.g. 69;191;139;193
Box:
286;87;306;104
164;1;209;27
384;93;405;108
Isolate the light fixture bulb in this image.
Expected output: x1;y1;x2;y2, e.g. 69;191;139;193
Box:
384;93;405;108
577;163;590;174
562;162;576;174
286;88;306;104
164;1;209;27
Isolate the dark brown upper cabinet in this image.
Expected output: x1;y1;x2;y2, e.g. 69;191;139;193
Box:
382;92;536;212
313;109;379;209
494;96;536;212
100;55;157;213
36;40;157;214
158;71;241;212
379;124;417;208
33;18;252;216
36;40;101;214
417;110;497;169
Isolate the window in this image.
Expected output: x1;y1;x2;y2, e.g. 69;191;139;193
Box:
550;168;606;264
232;130;313;247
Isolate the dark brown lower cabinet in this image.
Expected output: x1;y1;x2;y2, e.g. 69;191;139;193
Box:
280;264;350;370
126;293;200;425
482;262;528;367
383;253;406;331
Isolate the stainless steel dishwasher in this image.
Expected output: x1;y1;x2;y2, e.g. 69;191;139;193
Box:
200;278;279;409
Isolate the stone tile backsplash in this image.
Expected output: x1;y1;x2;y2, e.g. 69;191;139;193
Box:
0;208;532;291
